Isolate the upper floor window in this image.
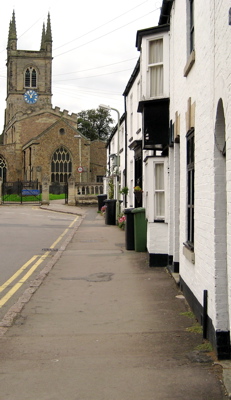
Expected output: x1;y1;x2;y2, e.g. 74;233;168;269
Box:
24;67;37;88
184;0;195;76
189;0;195;53
130;93;133;136
148;39;163;97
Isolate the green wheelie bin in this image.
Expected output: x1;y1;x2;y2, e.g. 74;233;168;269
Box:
132;207;147;252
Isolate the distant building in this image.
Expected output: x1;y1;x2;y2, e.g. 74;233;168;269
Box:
0;11;106;185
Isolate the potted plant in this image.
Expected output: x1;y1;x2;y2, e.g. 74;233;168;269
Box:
120;186;129;196
108;178;114;199
134;185;143;204
104;177;116;225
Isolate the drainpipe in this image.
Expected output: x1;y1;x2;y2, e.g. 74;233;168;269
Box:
124;96;128;208
203;290;208;339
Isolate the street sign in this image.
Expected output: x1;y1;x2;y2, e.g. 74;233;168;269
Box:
77;166;83;173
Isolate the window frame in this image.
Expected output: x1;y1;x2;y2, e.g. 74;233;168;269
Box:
96;175;103;183
189;0;195;54
51;146;72;183
184;0;195;76
154;161;165;221
186;128;195;250
148;37;164;98
24;67;37;89
130;93;133;137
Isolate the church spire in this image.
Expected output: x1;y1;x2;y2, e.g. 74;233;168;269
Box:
45;13;52;44
7;10;17;50
40;22;46;51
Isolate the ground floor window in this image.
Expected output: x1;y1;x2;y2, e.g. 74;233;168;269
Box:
154;162;165;220
186;128;194;249
0;156;7;181
51;147;72;183
96;175;104;183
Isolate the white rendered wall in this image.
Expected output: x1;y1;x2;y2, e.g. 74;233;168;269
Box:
169;0;231;332
212;0;231;332
125;69;142;208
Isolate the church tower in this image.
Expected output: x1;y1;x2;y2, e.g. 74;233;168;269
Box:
4;11;53;143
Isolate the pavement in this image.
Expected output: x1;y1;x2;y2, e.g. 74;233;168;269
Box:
0;200;230;399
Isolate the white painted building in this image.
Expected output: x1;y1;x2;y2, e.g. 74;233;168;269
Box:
106;0;231;359
136;25;170;267
105;113;126;216
120;25;171;266
165;0;231;359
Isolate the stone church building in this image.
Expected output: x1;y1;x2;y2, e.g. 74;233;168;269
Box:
0;11;106;185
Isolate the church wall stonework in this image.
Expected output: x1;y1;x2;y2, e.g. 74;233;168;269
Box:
23;119;91;183
0;144;22;181
90;140;107;181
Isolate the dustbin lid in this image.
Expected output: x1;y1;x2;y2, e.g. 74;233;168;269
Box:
104;199;117;204
124;208;134;214
97;194;107;198
132;207;145;214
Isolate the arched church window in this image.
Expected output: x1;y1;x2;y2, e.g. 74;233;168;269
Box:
0;156;7;181
51;147;72;183
24;67;37;88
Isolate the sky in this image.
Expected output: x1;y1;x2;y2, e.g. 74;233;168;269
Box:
0;0;161;130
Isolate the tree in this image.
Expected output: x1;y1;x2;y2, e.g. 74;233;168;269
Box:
77;108;114;141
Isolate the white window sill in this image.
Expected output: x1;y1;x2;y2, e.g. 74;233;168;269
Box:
184;50;195;77
183;244;195;264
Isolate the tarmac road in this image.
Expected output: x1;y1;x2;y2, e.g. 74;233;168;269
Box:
0;205;80;320
0;204;228;399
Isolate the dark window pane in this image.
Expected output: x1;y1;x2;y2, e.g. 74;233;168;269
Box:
32;69;36;87
25;69;30;87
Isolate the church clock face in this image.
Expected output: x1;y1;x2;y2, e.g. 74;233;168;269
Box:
24;90;38;104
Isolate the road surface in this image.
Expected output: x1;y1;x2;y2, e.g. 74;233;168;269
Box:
0;205;79;320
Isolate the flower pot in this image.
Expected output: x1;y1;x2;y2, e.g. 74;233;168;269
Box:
134;191;142;204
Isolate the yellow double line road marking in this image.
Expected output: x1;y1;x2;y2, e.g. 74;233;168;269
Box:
0;215;79;308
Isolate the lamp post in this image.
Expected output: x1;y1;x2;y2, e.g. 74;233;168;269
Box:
99;104;120;223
